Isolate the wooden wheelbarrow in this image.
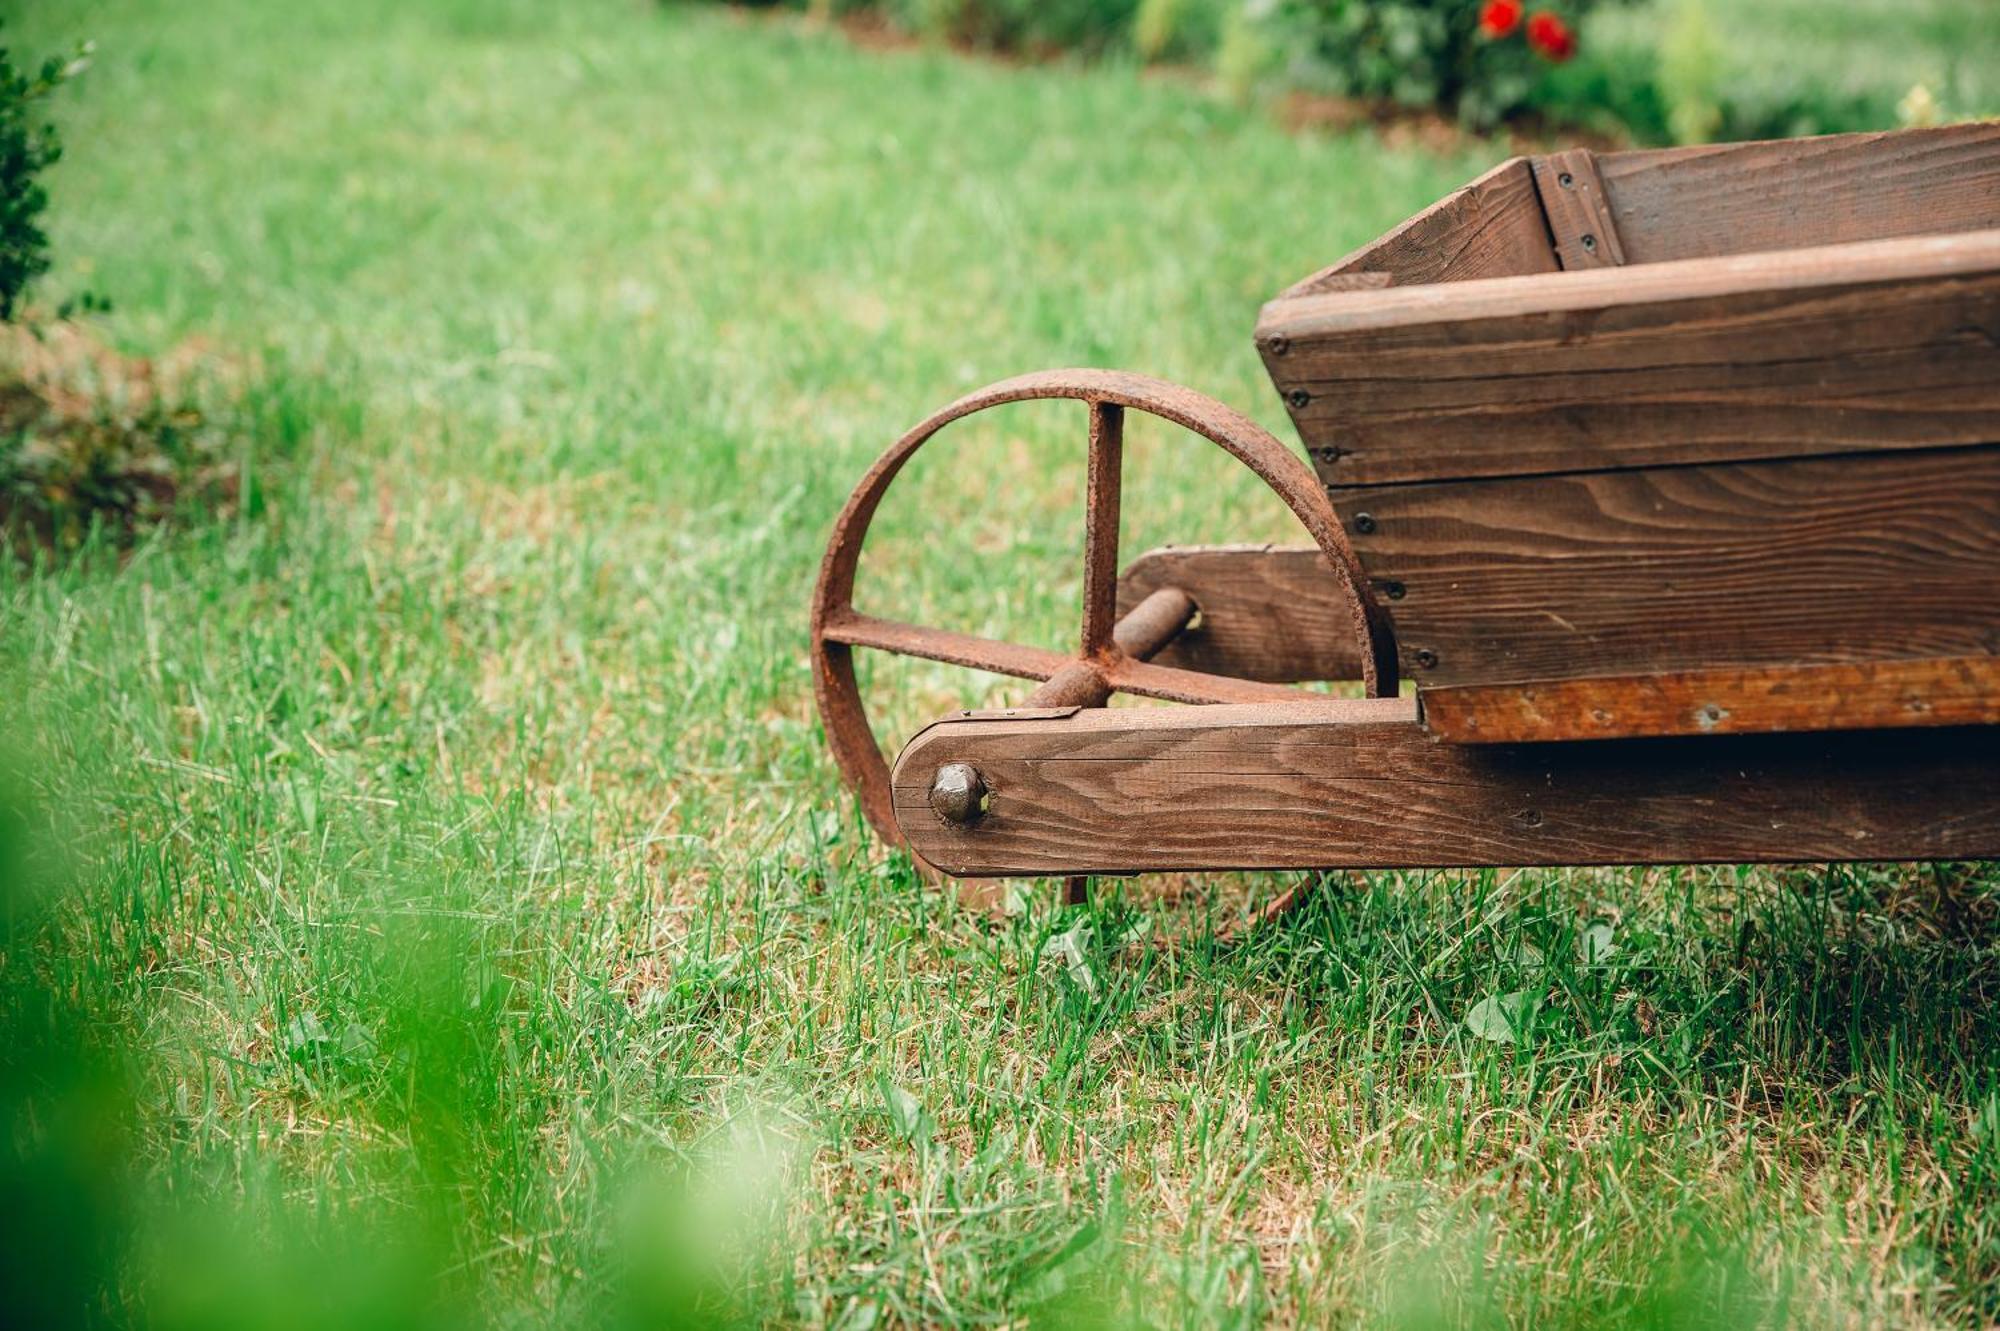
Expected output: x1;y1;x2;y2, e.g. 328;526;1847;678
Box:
811;124;2000;888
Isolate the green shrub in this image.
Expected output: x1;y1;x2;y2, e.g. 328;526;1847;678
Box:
0;36;86;322
877;0;1143;54
1260;0;1629;127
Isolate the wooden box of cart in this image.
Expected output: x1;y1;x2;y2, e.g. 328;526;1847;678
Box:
811;124;2000;886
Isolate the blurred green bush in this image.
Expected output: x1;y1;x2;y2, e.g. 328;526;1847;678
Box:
0;36;88;321
1262;0;1618;128
698;0;1997;143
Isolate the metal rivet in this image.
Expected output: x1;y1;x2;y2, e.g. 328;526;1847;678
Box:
1557;171;1575;189
1352;512;1377;535
1287;389;1310;410
1414;648;1439;669
929;763;988;827
1266;335;1290;357
1383;580;1406;600
1580;234;1598;252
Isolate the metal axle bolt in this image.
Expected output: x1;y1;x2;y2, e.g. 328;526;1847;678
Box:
929;763;988;827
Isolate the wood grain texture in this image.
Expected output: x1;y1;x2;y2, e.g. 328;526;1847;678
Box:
891;702;2000;876
1260;230;2000;486
1598;124;2000;265
1532;149;1626;270
1114;545;1364;682
1276;157;1559;300
1330;445;2000;688
1421;656;2000;742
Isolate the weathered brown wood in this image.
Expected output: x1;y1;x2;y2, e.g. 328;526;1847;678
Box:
1421;656;2000;743
1597;124;2000;266
1330;444;2000;688
891;702;2000;877
1114;545;1364;682
1283;271;1395;296
1261;229;2000;486
1531;149;1626;270
1277;157;1559;300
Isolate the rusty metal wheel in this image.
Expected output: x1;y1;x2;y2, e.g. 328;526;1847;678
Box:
809;368;1399;862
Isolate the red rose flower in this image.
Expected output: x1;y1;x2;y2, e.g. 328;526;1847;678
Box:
1525;10;1576;60
1479;0;1523;37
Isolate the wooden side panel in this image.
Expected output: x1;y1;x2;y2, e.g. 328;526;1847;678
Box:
891;703;2000;877
1260;230;2000;486
1278;157;1559;298
1600;124;2000;265
1531;149;1626;270
1114;545;1363;682
1329;445;2000;689
1421;657;2000;743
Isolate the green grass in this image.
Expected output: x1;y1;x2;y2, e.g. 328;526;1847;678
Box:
4;0;2000;1325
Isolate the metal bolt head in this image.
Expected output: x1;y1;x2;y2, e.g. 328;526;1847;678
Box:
1414;648;1440;670
929;763;988;826
1382;579;1406;601
1266;334;1290;357
1287;388;1311;410
1353;512;1377;535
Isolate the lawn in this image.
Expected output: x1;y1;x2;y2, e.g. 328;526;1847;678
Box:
4;0;1999;1326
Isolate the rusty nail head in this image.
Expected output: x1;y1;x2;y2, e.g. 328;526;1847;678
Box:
1287;389;1310;410
929;763;988;826
1353;512;1377;535
1414;648;1439;669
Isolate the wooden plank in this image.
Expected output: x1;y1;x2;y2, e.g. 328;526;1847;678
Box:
1421;657;2000;743
1531;149;1626;270
1114;545;1364;682
1276;157;1559;300
890;702;2000;877
1260;229;2000;486
1598;124;2000;266
1328;444;2000;688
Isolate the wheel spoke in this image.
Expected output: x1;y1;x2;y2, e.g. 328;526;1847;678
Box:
821;612;1071;681
1079;400;1125;657
1111;587;1195;660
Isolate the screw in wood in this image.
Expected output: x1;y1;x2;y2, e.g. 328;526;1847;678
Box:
929;763;989;826
1266;335;1290;357
1352;512;1377;535
1382;580;1406;600
1414;648;1439;669
1581;234;1598;252
1287;389;1310;410
1558;172;1575;189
